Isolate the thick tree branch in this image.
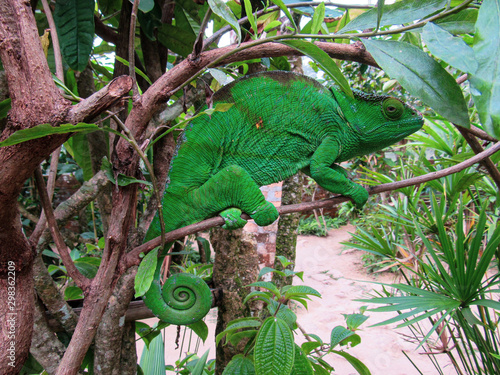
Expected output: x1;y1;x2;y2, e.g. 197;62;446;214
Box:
124;141;500;268
66;76;133;123
34;168;91;291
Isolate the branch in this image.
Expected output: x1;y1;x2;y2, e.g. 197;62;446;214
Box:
65;75;133;123
124;141;500;268
34;168;90;290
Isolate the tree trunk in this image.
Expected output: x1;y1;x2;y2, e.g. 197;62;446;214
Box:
211;228;259;374
273;173;302;288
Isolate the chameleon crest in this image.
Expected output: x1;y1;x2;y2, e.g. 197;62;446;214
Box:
143;71;423;324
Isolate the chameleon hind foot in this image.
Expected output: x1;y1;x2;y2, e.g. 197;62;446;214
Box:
250;201;279;227
220;208;247;229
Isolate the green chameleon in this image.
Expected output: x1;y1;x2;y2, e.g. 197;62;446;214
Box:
142;71;423;325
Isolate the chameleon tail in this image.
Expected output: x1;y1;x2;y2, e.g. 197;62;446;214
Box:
143;255;213;325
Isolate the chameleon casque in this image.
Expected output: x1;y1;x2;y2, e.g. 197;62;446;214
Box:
142;71;423;325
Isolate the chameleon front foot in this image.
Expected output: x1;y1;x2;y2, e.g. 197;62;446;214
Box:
220;208;247;229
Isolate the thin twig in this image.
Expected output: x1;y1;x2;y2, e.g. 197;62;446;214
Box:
192;8;213;58
112;114;166;249
34;168;90;291
129;0;141;99
124;141;500;267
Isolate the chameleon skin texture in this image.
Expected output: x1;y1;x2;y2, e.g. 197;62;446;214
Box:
143;71;424;324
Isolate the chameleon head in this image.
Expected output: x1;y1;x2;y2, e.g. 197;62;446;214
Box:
332;88;424;153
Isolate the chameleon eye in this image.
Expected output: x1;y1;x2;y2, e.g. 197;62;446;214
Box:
382;98;404;120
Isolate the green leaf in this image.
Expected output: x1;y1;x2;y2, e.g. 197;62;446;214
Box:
258;267;276;280
223;354;256;375
362;39;469;126
270;0;297;31
243;0;258;37
216;318;262;346
311;2;325;35
279;39;353;98
267;300;297;330
157;24;197;58
332;350;371;375
330;326;354;348
0;123;100;147
422;23;478;74
0;98;11;119
74;257;100;278
115;56;153;85
132;0;154;13
66;133;93;181
247;281;281;298
254;317;295;375
340;0;447;32
284;285;321;299
376;0;385;32
434;8;478;34
344;313;369;331
208;0;241;43
191;349;210;375
54;0;95;71
64;286;83;300
300;341;321;355
228;330;258;347
134;247;159;298
469;0;500;138
139;333;166;375
291;345;313;375
188;320;209;342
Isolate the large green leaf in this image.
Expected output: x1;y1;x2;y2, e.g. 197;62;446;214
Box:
362;39;469;126
469;0;500;138
139;333;165;375
290;345;313;375
340;0;447;32
223;354;256;375
66;133;93;181
254;317;295;375
279;39;353;97
134;247;159;298
54;0;95;71
434;8;478;34
157;24;197;58
208;0;241;43
422;23;478;74
0;123;100;147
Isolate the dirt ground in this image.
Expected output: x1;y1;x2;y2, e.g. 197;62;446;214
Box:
138;225;457;374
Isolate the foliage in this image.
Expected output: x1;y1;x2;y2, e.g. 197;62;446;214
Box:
4;0;500;373
216;257;371;375
297;215;346;237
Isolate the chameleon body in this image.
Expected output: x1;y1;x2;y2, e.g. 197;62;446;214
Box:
143;71;423;325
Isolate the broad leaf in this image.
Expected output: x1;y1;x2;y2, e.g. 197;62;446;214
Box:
66;133;93;181
469;0;500;138
158;24;197;58
422;23;478;74
363;39;469;126
54;0;95;71
191;349;210;375
131;0;154;13
434;8;478;34
279;40;353;97
254;317;295;375
208;0;241;43
64;286;83;300
310;2;325;35
340;0;447;32
291;345;313;375
139;333;165;375
330;326;354;348
223;354;256;375
134;247;159;298
188;320;209;342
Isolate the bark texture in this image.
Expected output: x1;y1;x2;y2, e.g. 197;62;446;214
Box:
273;173;303;288
211;228;259;375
